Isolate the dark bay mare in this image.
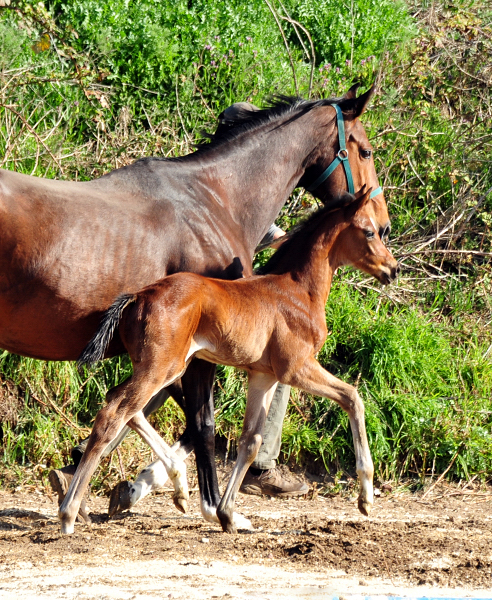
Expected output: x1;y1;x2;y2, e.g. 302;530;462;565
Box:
0;84;390;525
63;187;399;534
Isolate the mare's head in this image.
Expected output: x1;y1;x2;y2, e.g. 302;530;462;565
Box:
299;84;390;240
334;187;399;285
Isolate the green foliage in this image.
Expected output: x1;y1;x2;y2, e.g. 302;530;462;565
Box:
0;0;411;179
315;281;492;481
288;0;414;64
0;0;491;491
0;19;27;69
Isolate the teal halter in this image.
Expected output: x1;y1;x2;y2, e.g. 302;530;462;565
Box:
306;104;382;200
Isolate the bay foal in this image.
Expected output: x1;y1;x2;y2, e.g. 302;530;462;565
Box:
61;187;399;534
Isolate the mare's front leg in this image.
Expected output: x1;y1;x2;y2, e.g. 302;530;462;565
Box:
180;360;251;530
58;376;168;534
180;359;221;521
289;358;374;516
217;372;278;533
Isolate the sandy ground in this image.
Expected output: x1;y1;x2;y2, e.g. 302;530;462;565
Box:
0;481;491;600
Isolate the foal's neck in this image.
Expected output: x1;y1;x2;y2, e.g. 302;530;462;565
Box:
265;209;346;308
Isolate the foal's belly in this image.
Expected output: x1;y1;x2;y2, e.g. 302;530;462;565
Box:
193;333;270;373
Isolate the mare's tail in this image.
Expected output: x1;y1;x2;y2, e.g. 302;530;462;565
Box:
78;293;137;368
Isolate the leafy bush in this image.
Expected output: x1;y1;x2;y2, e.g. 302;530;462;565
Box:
0;1;491;492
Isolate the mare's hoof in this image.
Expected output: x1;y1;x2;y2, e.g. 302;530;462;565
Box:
59;518;75;535
108;481;132;517
217;509;237;534
173;494;188;514
358;497;372;516
49;466;91;524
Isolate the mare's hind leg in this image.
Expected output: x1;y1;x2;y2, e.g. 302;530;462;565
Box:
288;358;374;516
127;411;189;513
217;372;278;533
58;374;175;534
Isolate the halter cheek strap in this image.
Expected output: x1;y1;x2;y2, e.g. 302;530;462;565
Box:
306;103;382;200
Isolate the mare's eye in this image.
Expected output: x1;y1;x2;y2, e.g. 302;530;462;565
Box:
365;230;375;240
361;149;372;159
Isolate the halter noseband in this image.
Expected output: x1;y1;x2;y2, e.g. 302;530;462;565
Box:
306;104;382;200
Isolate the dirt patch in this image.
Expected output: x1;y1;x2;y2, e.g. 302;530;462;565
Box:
0;483;491;599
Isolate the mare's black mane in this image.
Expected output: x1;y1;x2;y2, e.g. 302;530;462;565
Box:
256;193;355;275
195;95;341;154
132;95;342;167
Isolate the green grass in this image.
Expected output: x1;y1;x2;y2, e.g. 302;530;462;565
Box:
0;0;491;491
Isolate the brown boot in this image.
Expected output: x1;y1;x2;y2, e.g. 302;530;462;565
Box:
48;465;91;524
239;467;309;497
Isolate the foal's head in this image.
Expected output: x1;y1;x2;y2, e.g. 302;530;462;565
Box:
335;187;399;285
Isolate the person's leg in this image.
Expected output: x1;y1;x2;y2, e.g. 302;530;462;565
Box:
251;382;290;470
240;383;308;497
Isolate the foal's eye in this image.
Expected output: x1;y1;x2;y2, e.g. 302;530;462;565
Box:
365;230;375;240
360;149;372;159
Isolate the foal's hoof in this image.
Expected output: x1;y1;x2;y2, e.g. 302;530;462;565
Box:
358;497;372;517
108;481;133;517
173;493;188;514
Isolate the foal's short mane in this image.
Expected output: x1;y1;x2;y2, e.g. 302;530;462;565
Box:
256;193;355;275
194;95;342;155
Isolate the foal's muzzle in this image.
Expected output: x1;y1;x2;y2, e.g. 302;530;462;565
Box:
379;262;401;285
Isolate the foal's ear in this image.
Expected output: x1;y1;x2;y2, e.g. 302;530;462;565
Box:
345;186;372;215
338;84;375;119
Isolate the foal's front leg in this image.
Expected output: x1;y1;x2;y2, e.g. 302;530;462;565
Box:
217;371;278;533
289;358;374;516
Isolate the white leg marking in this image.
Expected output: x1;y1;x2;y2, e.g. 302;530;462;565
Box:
200;499;253;530
129;460;169;507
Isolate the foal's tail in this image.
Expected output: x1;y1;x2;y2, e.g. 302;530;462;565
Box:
78;293;137;368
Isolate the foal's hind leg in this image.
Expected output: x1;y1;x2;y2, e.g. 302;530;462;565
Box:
109;434;194;517
127;411;189;513
108;382;193;516
289;358;374;516
58;375;175;534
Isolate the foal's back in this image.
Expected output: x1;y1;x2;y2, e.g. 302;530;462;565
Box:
120;270;320;379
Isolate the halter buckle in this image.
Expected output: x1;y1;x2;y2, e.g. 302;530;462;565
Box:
337;148;349;161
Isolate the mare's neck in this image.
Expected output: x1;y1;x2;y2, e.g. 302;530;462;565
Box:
193;111;330;254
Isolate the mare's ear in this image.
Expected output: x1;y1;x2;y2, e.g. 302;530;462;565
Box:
338;84;375;119
340;82;361;100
